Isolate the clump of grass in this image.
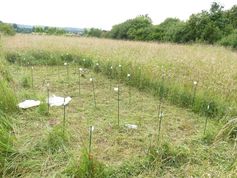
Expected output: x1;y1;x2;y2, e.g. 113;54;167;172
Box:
61;53;74;63
0;112;16;175
65;126;107;177
0;80;18;113
94;62;101;73
21;76;31;88
0;61;12;82
37;102;49;116
81;58;93;68
215;118;237;142
147;142;190;169
5;52;21;64
64;148;107;178
201;131;215;145
36;125;70;153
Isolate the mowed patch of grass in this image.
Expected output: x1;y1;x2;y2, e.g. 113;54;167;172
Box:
4;64;237;177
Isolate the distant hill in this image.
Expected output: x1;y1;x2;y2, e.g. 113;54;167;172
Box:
13;23;84;34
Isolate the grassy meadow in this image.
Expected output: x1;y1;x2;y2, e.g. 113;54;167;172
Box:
0;34;237;177
3;34;237;117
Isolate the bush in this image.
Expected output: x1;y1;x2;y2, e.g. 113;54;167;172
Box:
218;31;237;49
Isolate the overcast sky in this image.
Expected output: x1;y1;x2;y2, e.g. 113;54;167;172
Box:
0;0;236;30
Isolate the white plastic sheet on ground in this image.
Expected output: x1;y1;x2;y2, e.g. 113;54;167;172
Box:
18;100;41;109
47;95;72;106
125;124;138;129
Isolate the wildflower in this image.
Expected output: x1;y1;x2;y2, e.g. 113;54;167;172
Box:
96;63;99;66
119;64;122;68
127;74;131;77
64;62;67;66
79;68;83;71
114;87;119;92
110;66;113;69
90;78;93;82
193;81;198;85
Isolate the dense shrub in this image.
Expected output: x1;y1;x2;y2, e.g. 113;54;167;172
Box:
218;31;237;49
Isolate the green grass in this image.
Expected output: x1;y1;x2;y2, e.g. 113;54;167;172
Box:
0;80;18;113
0;64;234;177
4;50;233;118
1;35;237;177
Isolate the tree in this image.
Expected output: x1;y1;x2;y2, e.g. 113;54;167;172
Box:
109;15;152;40
149;18;185;42
225;5;237;29
0;23;15;35
83;28;103;37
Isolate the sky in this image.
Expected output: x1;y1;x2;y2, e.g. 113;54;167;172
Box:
0;0;236;30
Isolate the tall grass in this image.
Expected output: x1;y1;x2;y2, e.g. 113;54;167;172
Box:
0;61;12;82
4;49;234;118
0;80;18;113
65;148;108;178
0;111;16;175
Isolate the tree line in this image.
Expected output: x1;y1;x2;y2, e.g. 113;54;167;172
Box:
32;26;66;35
83;2;237;48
